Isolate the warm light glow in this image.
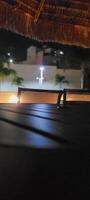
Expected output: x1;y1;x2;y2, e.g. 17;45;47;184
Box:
9;59;13;63
9;95;19;103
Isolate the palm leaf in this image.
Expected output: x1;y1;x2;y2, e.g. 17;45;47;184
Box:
55;74;66;84
12;76;24;86
0;56;24;90
63;80;69;84
55;74;69;87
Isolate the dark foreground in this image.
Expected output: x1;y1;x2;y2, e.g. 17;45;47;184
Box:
0;102;90;199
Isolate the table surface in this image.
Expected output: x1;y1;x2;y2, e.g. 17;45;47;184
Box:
0;102;90;199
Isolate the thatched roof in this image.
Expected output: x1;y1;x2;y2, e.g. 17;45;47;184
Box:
0;0;90;48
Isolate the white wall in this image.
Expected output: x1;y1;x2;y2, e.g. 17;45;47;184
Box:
0;64;82;91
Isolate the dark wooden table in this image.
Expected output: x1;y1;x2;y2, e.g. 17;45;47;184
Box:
0;102;90;199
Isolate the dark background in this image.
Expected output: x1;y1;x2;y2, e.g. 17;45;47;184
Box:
0;29;90;69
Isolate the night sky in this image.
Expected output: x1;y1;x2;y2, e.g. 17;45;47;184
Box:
0;29;41;62
0;29;90;68
1;1;90;66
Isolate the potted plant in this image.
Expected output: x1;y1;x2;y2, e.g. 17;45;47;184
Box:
55;74;69;89
12;76;24;87
0;56;17;90
0;56;24;90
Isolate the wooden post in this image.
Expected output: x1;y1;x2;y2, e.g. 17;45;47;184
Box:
63;89;66;105
17;87;21;103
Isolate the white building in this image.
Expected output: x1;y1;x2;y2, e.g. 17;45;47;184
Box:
22;46;44;65
0;46;82;91
0;63;82;91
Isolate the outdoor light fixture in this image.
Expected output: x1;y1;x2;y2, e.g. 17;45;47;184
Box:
36;66;44;84
7;52;10;56
59;51;64;55
9;59;13;63
39;66;44;84
9;95;19;103
40;67;44;70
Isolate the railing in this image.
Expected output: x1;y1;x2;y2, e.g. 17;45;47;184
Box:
17;87;63;105
17;87;90;105
63;89;90;104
